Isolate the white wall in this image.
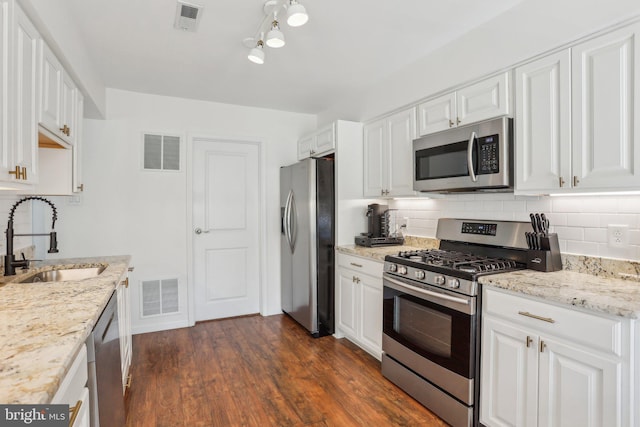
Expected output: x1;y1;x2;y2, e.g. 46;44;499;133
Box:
318;0;640;125
48;88;315;334
392;194;640;261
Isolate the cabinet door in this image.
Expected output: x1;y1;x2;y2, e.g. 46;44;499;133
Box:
572;22;640;190
457;72;510;127
59;71;75;144
363;119;387;197
40;41;62;133
358;273;382;359
117;281;132;393
417;92;456;136
538;337;622;427
387;108;416;197
515;50;571;192
0;1;11;179
480;316;538;427
297;134;314;160
314;124;335;157
336;268;358;339
13;3;39;184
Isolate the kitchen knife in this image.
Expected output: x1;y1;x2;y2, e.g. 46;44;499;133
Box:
534;213;543;235
541;213;549;236
530;213;538;233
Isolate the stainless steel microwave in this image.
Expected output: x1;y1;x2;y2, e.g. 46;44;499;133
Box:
413;117;513;193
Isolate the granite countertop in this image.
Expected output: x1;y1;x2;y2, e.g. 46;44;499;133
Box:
336;236;440;262
0;255;131;404
478;269;640;319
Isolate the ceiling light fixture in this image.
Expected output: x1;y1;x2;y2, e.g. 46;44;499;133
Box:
248;39;265;64
266;18;285;48
242;0;309;64
286;0;308;27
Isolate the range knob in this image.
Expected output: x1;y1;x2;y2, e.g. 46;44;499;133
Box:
414;270;426;280
398;266;408;275
434;275;445;285
388;264;397;272
448;278;460;289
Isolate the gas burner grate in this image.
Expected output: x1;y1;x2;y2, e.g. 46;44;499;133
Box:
396;249;520;273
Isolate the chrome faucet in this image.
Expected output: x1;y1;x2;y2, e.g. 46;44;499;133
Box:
4;196;59;276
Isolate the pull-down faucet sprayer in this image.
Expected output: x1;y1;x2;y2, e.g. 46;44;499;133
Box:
4;196;59;276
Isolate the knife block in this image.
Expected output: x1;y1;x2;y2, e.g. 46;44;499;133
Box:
527;233;562;272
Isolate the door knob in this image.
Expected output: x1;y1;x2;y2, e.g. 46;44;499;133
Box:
195;228;210;234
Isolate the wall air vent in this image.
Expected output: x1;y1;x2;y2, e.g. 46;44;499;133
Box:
143;133;181;171
174;1;203;32
142;278;180;317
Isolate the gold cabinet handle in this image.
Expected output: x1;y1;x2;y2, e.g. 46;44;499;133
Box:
8;165;23;180
456;117;461;126
124;277;129;288
126;374;132;389
77;184;84;192
540;340;547;353
128;266;135;272
350;262;362;268
573;176;579;187
449;119;454;128
518;311;555;323
559;176;565;187
526;336;533;348
69;400;82;427
21;167;26;181
352;275;357;283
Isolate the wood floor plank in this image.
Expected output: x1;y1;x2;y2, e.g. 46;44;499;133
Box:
125;314;448;426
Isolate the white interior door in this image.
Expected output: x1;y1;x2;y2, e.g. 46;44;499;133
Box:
192;139;260;321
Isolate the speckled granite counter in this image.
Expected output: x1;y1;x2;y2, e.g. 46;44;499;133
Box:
0;255;131;404
479;269;640;319
336;236;439;262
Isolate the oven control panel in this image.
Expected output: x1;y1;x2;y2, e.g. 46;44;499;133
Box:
383;262;476;297
461;221;497;236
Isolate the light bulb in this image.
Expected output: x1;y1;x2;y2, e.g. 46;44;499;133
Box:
287;1;308;27
266;20;285;48
248;41;265;64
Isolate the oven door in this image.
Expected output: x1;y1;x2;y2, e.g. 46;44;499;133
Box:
383;274;476;379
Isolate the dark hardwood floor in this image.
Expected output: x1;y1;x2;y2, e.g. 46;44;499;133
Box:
125;314;448;426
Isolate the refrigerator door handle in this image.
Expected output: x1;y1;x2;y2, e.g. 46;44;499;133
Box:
289;191;298;252
284;190;293;250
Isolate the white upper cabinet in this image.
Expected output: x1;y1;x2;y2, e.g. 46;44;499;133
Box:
516;22;640;194
363;107;416;198
0;0;39;189
515;50;572;192
418;73;510;137
13;3;39;185
40;41;75;145
571;22;640;191
297;123;335;160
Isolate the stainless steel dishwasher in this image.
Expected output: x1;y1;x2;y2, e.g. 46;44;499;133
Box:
86;291;125;427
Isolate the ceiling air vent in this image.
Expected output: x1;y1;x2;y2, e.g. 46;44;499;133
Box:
174;1;203;32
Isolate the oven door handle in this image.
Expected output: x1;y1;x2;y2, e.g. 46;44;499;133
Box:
384;275;470;306
467;131;478;182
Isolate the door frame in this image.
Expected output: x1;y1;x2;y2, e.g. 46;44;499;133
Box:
186;134;267;326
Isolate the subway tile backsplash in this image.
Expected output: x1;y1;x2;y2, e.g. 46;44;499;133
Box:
390;194;640;261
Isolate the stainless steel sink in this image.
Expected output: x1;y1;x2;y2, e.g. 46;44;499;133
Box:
18;265;107;283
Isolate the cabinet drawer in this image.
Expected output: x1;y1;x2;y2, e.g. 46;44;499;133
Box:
337;253;383;278
483;288;623;356
52;344;88;405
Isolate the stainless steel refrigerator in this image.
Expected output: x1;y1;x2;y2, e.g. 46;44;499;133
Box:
280;157;335;337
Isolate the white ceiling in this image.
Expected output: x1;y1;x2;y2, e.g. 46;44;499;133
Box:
65;0;522;115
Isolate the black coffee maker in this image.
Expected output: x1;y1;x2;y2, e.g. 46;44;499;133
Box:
354;204;404;247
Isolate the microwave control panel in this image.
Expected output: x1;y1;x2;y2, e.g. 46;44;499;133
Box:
478;134;499;174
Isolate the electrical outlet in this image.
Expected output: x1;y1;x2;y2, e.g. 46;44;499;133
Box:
608;225;629;247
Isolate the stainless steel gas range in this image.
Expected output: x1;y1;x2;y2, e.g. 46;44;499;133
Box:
381;218;532;427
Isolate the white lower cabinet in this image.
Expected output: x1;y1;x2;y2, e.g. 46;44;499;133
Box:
52;344;89;427
335;253;383;360
117;274;132;394
480;287;630;427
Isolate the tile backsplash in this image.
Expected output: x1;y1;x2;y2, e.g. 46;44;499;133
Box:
390;193;640;261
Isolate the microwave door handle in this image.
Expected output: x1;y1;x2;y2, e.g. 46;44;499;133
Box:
467;131;478;182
